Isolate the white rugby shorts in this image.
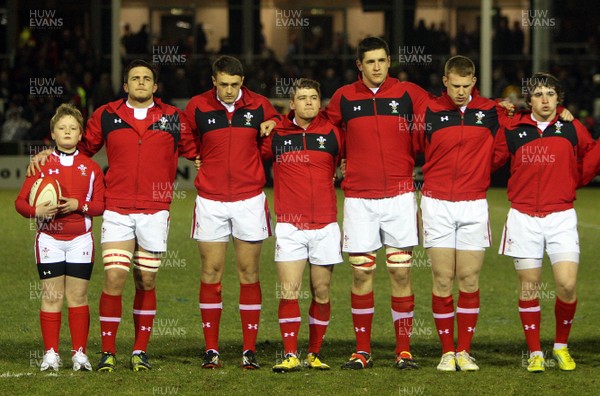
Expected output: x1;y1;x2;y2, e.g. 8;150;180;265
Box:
499;208;579;259
421;196;490;250
343;193;419;253
191;192;271;242
35;232;94;263
101;209;170;252
275;222;343;265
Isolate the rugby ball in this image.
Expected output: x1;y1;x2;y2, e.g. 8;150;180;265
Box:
29;177;61;207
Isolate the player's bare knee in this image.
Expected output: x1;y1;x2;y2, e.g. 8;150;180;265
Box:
101;269;127;295
433;280;453;297
134;276;156;291
388;265;411;284
201;260;225;279
311;282;330;303
348;252;376;271
352;267;373;284
556;281;577;301
312;294;330;304
202;271;223;284
433;270;454;289
41;291;63;308
352;272;373;294
237;267;259;284
457;274;479;292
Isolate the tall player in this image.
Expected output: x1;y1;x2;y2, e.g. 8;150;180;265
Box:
185;56;281;369
30;59;198;372
16;104;105;372
265;78;344;372
493;72;595;372
325;37;429;369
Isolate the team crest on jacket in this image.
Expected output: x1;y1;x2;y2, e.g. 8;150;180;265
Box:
555;121;563;134
158;116;169;130
389;100;399;114
78;164;87;176
475;111;485;124
244;112;253;126
317;136;326;149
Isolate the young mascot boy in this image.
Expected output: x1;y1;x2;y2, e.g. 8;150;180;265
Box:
16;103;105;371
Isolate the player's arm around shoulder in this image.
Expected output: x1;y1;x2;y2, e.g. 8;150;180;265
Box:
79;105;107;157
26;147;53;176
259;129;275;161
491;121;511;173
406;80;433;109
322;89;344;127
259;94;282;137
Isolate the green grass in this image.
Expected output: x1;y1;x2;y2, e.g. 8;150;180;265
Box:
1;187;600;395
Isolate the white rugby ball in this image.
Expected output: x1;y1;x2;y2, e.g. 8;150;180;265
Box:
29;177;62;207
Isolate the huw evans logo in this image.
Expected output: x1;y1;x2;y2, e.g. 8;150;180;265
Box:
521;9;556;28
29;10;63;29
152;46;187;65
399;46;432;65
275;9;309;28
29;78;64;97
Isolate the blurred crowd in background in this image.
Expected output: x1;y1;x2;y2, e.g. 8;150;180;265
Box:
2;15;600;149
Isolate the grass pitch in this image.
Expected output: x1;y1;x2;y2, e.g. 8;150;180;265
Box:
1;187;599;395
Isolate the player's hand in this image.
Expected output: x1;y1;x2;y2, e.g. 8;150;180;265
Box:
339;159;347;178
35;201;58;219
498;100;515;117
260;120;276;137
559;108;574;122
194;155;202;171
27;148;53;176
58;197;79;214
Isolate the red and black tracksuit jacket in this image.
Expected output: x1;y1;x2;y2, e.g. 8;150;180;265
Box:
414;89;504;201
325;76;429;199
15;150;105;240
493;112;595;216
263;112;343;229
81;98;197;213
185;86;282;202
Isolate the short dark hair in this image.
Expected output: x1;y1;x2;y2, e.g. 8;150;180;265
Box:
524;72;565;106
123;59;158;83
444;55;475;77
212;55;244;77
357;36;390;61
290;78;321;100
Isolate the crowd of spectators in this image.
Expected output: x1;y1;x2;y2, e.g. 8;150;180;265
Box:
2;14;600;151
